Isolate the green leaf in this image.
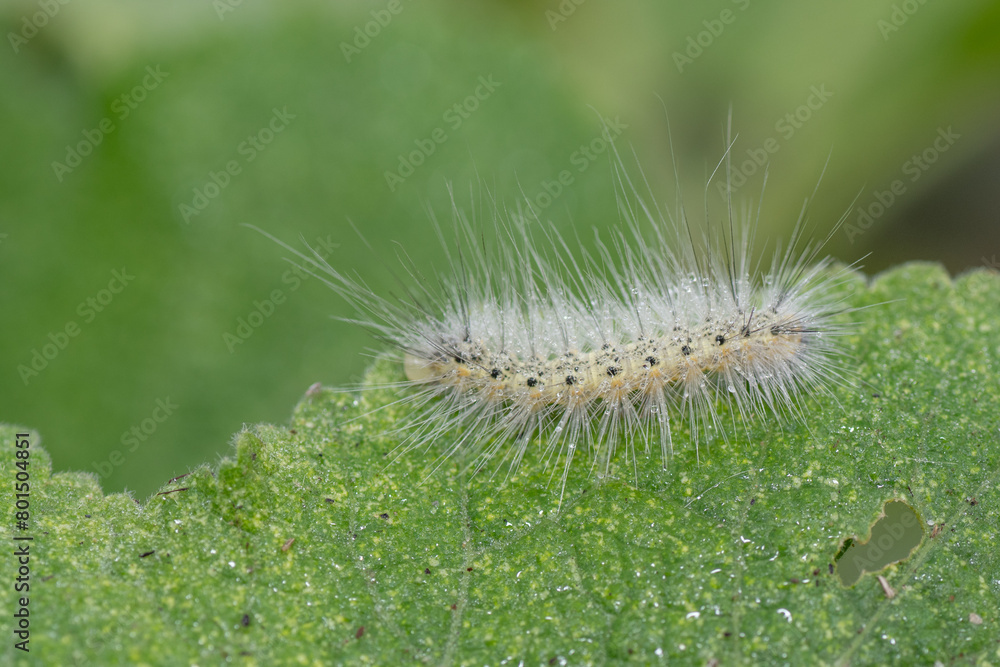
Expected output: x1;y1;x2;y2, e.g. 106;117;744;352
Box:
2;263;999;665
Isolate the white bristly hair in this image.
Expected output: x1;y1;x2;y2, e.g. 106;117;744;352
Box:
250;132;860;503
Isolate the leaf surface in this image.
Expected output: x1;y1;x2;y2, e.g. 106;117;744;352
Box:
2;264;999;665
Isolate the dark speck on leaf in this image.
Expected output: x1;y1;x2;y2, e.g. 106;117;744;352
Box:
139;551;155;558
241;614;250;627
324;498;335;504
450;604;457;610
355;626;364;639
425;568;431;575
379;513;389;520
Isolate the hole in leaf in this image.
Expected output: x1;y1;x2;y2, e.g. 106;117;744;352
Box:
834;500;924;587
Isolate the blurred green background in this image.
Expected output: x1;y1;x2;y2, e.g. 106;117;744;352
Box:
2;0;999;499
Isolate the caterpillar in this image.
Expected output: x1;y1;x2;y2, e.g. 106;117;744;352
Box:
252;138;858;501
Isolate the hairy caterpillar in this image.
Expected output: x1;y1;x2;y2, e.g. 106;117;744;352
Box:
253;139;857;500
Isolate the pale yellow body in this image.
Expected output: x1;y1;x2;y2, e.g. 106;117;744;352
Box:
404;319;804;409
